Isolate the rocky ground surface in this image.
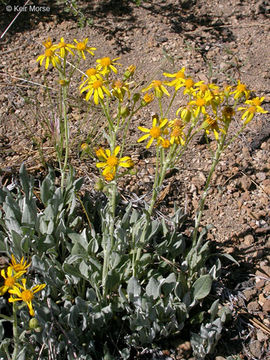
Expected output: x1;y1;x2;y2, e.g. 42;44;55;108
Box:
0;0;270;359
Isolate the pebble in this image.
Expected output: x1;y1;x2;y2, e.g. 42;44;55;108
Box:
239;177;252;191
243;288;256;301
257;329;269;342
244;234;254;246
219;62;229;71
258;293;266;306
260;263;270;277
247;301;260;312
262;299;270;312
264;282;270;294
249;340;262;358
255;280;265;289
256;172;266;181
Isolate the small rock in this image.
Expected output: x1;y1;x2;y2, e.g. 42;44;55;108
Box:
263;282;270;294
262;299;270;312
262;179;270;195
244;234;254;246
215;357;226;360
258;293;266;306
247;301;260;312
260;264;270;277
249;340;262;358
257;329;269;342
219;62;229;71
243;288;257;301
238;176;252;191
255;280;265;289
226;247;235;254
155;35;168;43
254;249;264;259
256;172;266;181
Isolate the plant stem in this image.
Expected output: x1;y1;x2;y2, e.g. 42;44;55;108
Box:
61;84;69;189
192;130;227;245
12;303;19;360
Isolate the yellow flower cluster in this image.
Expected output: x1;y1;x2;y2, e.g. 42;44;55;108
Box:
36;37;96;69
37;37;136;106
0;255;46;317
79;58;133;105
138;70;268;147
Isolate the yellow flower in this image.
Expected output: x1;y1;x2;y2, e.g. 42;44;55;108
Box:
0;267;25;296
96;56;121;75
55;37;74;58
9;278;46;316
142;80;170;98
222;106;235;123
79;68;103;89
189;95;208;117
160;138;171;148
141;92;154;106
42;37;53;49
112;79;130;102
103;167;116;182
183;78;195;95
9;254;31;273
95;147;106;160
80;78;110;105
85;68;100;78
201;116;224;140
138;115;168;148
72;38;96;59
232;80;250;100
81;143;89;151
193;81;219;98
36;47;60;70
163;67;186;91
168;119;186;145
238;97;267;124
96;146;133;181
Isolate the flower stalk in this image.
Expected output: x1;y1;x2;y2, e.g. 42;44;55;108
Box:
12;302;19;360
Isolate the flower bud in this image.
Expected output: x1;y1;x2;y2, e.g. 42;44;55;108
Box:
81;143;89;151
29;318;39;330
120;106;130;118
94;179;104;191
141;93;154;106
59;79;69;87
181;108;191;123
132;93;140;103
123;65;136;80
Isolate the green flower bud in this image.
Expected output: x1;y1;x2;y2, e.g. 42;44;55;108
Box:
94;179;104;191
132;93;140;103
29;318;39;329
120;106;130;118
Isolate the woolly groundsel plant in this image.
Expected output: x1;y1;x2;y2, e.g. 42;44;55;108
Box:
0;37;267;359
